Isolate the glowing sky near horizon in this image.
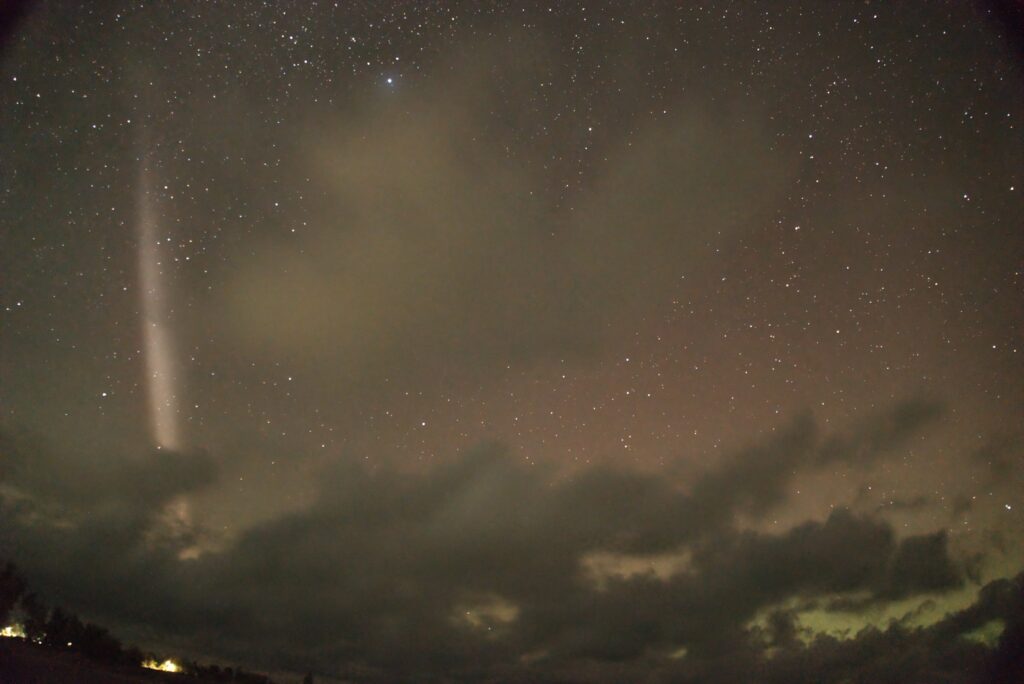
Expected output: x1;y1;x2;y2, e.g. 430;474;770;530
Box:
137;159;181;451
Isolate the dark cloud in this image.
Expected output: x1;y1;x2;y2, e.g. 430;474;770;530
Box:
0;402;999;681
0;428;216;514
881;531;962;600
741;572;1024;684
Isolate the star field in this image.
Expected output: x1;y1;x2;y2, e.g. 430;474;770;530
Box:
1;2;1022;682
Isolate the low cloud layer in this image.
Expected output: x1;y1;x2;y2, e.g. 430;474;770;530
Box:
3;401;1018;681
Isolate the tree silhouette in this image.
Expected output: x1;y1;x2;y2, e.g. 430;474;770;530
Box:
0;559;286;682
123;644;145;668
78;621;124;664
42;606;84;648
20;591;48;642
0;561;26;624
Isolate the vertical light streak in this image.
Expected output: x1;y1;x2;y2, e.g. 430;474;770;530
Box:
137;159;181;451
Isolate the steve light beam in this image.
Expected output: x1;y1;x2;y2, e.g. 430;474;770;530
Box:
137;154;181;451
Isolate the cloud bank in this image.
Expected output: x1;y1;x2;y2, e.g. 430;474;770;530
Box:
3;401;1019;681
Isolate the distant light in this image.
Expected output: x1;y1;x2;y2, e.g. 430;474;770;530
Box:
387;77;393;84
142;658;182;673
0;624;25;638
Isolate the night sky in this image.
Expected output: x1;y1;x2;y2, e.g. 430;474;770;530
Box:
1;2;1023;682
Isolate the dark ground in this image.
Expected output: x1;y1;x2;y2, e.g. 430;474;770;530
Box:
0;638;185;684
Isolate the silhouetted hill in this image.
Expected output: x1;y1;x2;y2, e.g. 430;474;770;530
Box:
1;638;184;684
